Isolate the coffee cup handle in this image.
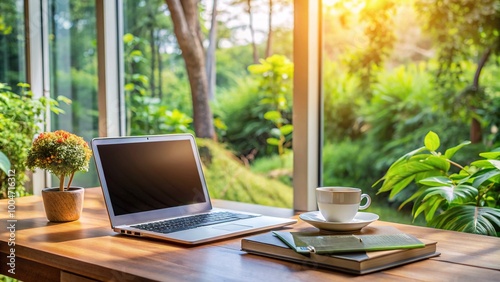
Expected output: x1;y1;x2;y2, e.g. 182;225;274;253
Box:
359;194;371;210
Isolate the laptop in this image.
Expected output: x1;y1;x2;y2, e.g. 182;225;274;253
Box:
91;133;296;244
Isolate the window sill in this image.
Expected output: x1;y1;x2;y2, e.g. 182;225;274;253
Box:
212;199;295;218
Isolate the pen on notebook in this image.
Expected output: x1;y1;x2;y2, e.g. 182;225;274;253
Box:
353;235;363;243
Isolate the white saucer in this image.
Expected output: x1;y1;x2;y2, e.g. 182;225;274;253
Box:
299;211;379;232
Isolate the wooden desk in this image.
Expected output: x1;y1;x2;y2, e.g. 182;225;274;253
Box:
1;188;499;281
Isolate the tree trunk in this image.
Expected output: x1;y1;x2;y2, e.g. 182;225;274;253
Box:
246;0;259;64
265;0;273;58
206;0;218;101
470;46;492;143
165;0;216;140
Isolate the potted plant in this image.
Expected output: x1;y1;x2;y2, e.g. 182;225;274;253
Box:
0;82;68;199
374;131;500;236
27;130;92;222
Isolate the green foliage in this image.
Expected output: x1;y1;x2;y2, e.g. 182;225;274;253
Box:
322;140;380;196
375;131;500;236
343;0;397;92
364;63;439;143
360;62;475;171
479;57;500;145
213;77;271;158
123;33;193;135
0;274;17;282
0;15;12;35
127;95;194;135
0;83;65;198
415;0;500;89
215;45;254;89
197;138;292;208
214;55;294;161
415;0;500;141
248;55;294;160
26;130;92;191
251;152;293;187
0;0;26;86
323;61;363;141
0;151;10;175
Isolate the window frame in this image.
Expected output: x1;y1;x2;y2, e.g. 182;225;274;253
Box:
293;0;321;212
25;0;322;213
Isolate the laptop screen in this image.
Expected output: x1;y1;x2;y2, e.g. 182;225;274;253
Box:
94;137;207;216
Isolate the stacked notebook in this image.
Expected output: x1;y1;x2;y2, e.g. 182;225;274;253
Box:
241;226;440;275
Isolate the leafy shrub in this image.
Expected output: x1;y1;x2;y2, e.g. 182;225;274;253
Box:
363;63;437;143
0;83;64;198
322;140;381;197
214;55;294;161
127;95;194;135
26;130;92;191
361;62;472;167
248;55;294;158
322;60;364;141
123;33;193;135
375;131;500;236
213;77;271;158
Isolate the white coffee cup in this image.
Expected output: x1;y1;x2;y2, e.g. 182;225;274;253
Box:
316;187;371;222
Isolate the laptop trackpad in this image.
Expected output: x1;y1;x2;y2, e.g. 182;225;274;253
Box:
212;223;253;231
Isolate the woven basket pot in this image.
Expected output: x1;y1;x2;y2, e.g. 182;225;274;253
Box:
41;187;84;222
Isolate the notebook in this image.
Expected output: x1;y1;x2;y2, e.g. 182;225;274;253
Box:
91;133;296;244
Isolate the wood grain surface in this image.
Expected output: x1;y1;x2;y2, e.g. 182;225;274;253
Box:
1;188;499;281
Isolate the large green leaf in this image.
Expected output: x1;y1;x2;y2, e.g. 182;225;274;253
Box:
409;182;478;222
377;153;453;197
471;160;495;168
422;155;450;172
0;151;10;175
444;141;471;159
471;168;500;187
413;195;444;222
270;128;281;138
279;124;294;136
479;151;500;159
387;146;427;169
377;161;434;193
419;175;477;203
419;176;452;187
388;175;415;199
399;186;427;209
420;184;477;204
263;111;281;122
489;160;500;170
429;206;500;236
266;138;280;146
424;131;440;151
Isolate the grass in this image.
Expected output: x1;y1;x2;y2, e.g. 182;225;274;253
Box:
251;152;293;186
197;138;293;208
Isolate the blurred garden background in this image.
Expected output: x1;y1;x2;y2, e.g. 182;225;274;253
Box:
1;0;499;226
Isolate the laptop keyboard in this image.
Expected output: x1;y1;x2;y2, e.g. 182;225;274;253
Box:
131;211;258;234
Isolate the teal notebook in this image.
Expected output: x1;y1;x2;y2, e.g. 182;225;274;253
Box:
272;231;425;254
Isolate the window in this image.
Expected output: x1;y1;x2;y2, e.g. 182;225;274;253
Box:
320;0;500;223
7;0;309;211
121;1;295;208
47;0;99;188
0;0;26;85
